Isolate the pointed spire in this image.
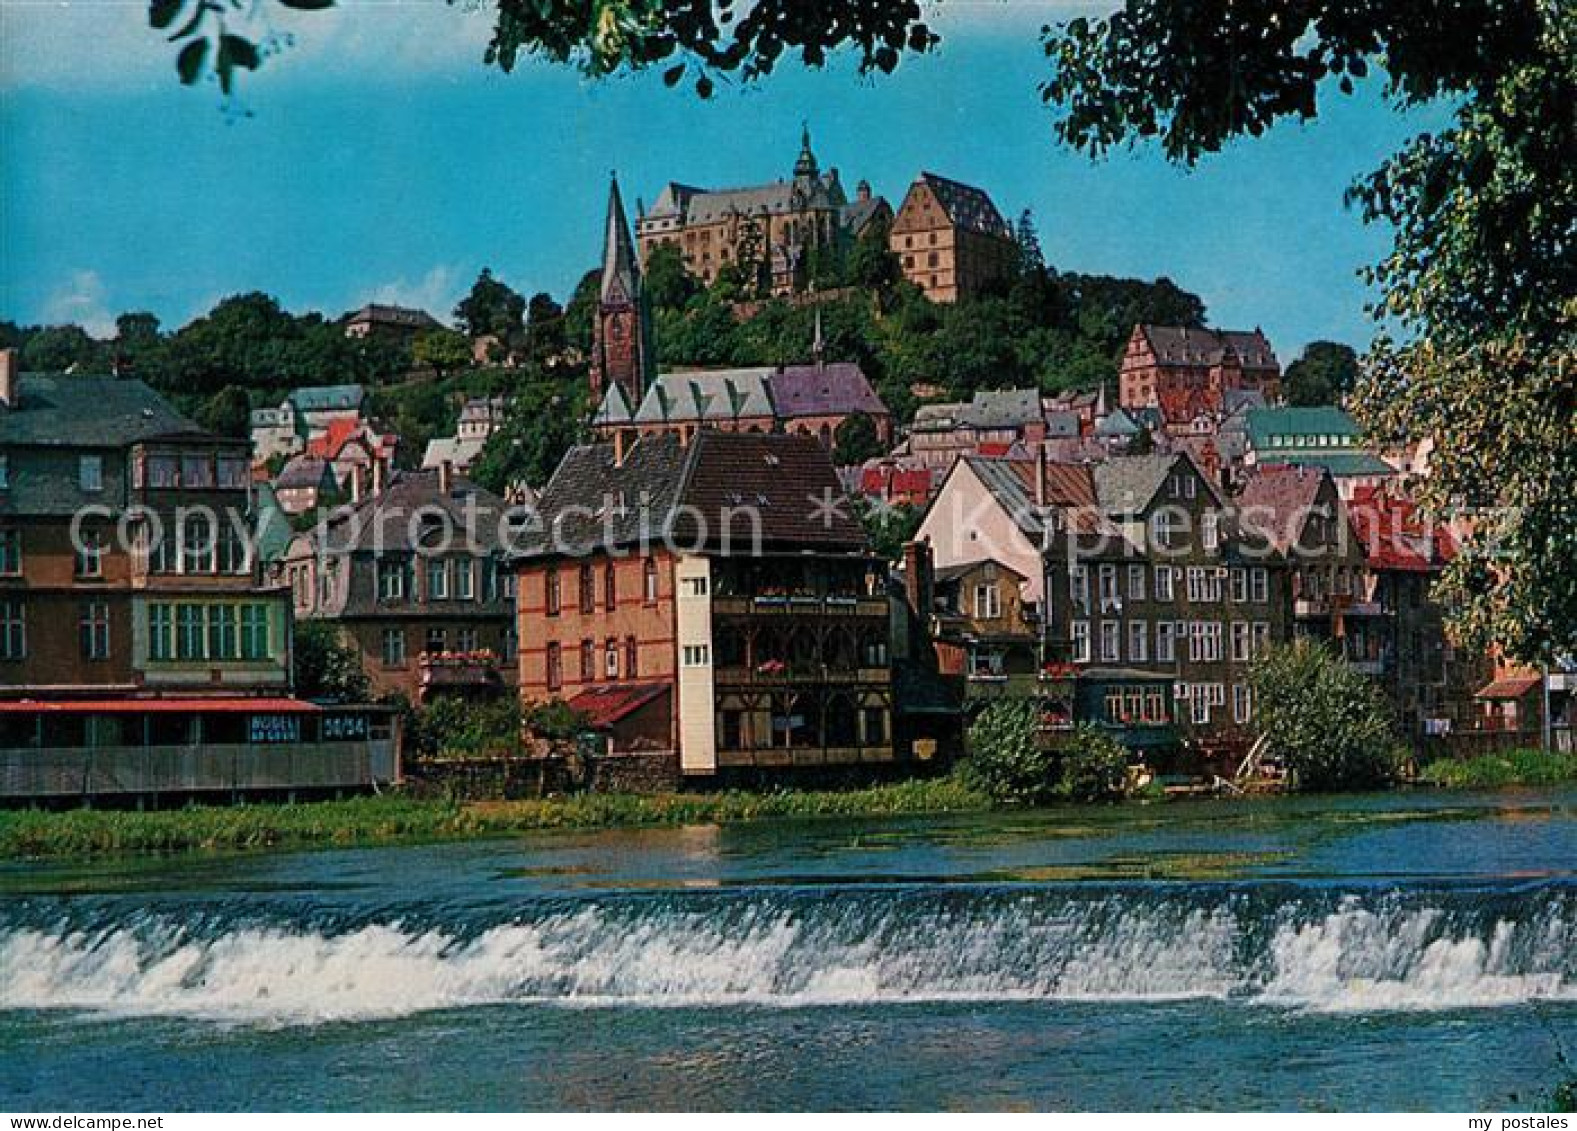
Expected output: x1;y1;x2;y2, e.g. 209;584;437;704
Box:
600;172;640;305
794;121;818;180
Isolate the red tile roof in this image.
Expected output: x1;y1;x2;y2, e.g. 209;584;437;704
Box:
567;683;670;728
1474;675;1542;700
1347;485;1452;572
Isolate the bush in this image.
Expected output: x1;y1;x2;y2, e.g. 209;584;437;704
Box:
1417;748;1577;789
409;696;522;760
1058;726;1131;802
965;699;1057;803
1249;639;1401;791
293;621;370;703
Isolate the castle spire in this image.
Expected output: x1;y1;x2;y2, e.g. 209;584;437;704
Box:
794;121;818;180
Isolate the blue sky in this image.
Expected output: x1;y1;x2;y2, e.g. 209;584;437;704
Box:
0;1;1444;360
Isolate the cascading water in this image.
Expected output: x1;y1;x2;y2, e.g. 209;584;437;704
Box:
3;884;1572;1026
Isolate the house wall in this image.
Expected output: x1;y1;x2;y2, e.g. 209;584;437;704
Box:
674;554;717;774
915;461;1046;606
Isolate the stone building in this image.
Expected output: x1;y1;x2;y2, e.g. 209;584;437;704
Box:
1118;325;1282;427
342;303;442;344
277;465;517;703
888;172;1018;302
635;128;885;295
511;430;897;779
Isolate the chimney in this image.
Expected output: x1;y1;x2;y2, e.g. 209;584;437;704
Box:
438;459;453;495
1035;440;1047;509
613;427;628;467
902;538;934;618
372;457;386;497
0;348;16;409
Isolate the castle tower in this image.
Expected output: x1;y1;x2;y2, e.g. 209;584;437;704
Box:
590;174;653;405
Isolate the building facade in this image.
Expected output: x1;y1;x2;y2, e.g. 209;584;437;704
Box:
889;172;1018;303
513;431;896;778
277;466;517;703
1118;325;1282;427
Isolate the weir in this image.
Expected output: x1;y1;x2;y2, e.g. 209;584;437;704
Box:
2;883;1572;1026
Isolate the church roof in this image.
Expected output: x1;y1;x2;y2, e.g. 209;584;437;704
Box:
600;175;642;305
632;370;777;425
767;362;889;420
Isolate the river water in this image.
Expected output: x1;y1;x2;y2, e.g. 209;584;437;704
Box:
2;788;1574;1111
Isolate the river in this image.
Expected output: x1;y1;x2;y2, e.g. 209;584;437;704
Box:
2;787;1574;1111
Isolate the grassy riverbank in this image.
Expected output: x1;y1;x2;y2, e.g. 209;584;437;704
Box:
0;775;991;860
1416;747;1577;789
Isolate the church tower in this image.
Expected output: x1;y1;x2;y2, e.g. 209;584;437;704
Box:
589;174;652;406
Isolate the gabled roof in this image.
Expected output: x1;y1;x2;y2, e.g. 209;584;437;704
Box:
1094;407;1142;437
632;370;776;424
1093;454;1189;516
593;382;635;427
1246;405;1360;445
1236;463;1336;554
907;172;1012;238
304;418;365;460
840;195;890;236
568;682;670;729
767;362;888;420
523;431;868;559
0;374;208;448
275;454;336;490
344;304;441;331
957;455;1102;539
302;468;509;557
1347;484;1454;571
1137;325;1279;371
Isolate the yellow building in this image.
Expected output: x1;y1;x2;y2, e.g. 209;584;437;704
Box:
889;171;1018;303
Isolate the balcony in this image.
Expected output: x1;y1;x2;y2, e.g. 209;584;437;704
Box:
714;664;891;687
1295;597;1387;618
418;651;507;697
712;594;888;619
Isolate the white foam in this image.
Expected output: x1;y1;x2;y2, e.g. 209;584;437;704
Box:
1;896;1570;1026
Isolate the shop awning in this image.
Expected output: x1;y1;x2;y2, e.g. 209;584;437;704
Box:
0;698;324;714
566;683;669;729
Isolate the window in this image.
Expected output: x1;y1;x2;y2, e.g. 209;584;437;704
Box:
682;575;709;597
1233;684;1253;724
1154;565;1175;603
1150;509;1180;550
1186;567;1205;603
1192;688;1210;725
1098;565;1119;608
149;603;173;661
378;558;405;601
483;560;499;603
454;560;475;601
605;638;619;679
1128;620;1148;662
1156;620;1176;663
1230;567;1248;603
973;582;1000;620
178;514;213;574
578;564;595;613
79;455;103;493
0;529;20;576
1202;510;1219;551
217;456;249;490
1251;620;1271;658
1232;621;1252;662
240;604;269;660
1188;621;1205;662
455;627;478;654
0;599;24;660
1071;620;1090;663
1201;621;1223;662
1127;564;1146;602
1100;620;1120;662
546;569;561;615
180;454;214;488
580;639;595;680
683;644;711;666
147;455;179;488
74;601;110;660
1250;567;1269;604
604;562;617;609
1144;688;1167;724
1070;565;1090;614
177;605;204;660
427;559;450;601
643;558;659;603
625;636;639;678
546;642;562;691
381;628;407;667
0;455;7;490
205;604;238;660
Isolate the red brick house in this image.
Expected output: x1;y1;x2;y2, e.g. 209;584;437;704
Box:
1119;325;1281;427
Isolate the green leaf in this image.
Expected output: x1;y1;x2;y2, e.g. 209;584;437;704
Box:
176;37;208;84
149;0;185;30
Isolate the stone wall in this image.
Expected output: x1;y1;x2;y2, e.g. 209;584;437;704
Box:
402;749;682;800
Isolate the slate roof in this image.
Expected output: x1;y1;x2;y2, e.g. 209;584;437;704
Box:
306;468;511;558
959;456;1103;539
522;431;868;560
600;176;642;305
632;370;776;425
1092;454;1186;517
345;304;441;331
1138;325;1279;371
840;195;889;236
593;382;635;427
911;172;1012;238
911;388;1044;433
0;374;207;448
767;362;888;420
276;454;336;490
1236;463;1333;554
1094;407;1142;437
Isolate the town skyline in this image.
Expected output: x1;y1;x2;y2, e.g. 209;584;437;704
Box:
2;4;1445;357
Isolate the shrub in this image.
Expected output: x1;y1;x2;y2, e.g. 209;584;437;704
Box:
964;699;1058;803
1249;639;1401;791
410;696;522;760
1058;726;1131;802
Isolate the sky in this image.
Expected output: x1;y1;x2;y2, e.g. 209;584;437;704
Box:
0;0;1446;360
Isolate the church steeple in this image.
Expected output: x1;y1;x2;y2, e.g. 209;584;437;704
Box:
793;122;819;181
590;173;652;405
